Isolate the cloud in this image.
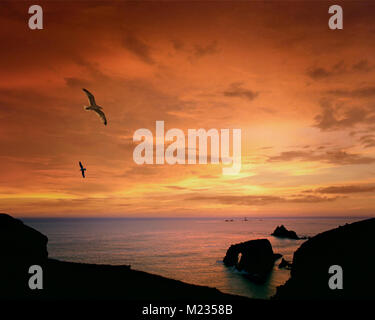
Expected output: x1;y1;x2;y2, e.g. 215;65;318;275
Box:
307;60;373;80
193;40;219;58
123;34;154;64
268;149;375;165
306;61;346;80
326;87;375;98
307;67;332;80
186;194;337;206
358;134;375;148
223;82;259;101
313;98;369;131
64;77;90;88
63;59;113;90
315;184;375;194
171;39;185;51
352;60;373;73
121;166;160;177
165;185;187;190
325;150;375;165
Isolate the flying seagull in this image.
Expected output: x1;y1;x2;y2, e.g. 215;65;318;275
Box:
79;161;86;178
82;88;107;125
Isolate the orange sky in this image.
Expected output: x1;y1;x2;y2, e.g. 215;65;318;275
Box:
1;1;375;217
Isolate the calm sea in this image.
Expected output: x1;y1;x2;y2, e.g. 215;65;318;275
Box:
23;217;364;299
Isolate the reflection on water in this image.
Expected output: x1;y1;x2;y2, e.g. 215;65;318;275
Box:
23;217;362;299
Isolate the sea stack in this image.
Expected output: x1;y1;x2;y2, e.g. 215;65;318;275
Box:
223;239;282;283
271;225;300;240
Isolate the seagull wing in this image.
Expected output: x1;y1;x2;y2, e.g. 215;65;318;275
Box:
82;88;96;106
93;108;107;125
79;161;83;169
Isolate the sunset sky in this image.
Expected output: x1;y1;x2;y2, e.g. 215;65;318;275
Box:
1;1;375;217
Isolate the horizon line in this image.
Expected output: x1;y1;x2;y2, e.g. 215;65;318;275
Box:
18;215;375;220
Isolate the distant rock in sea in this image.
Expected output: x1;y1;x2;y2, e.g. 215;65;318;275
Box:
273;218;375;300
271;225;301;240
223;239;282;283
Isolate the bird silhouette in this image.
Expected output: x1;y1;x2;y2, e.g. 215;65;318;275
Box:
79;161;86;178
82;88;107;125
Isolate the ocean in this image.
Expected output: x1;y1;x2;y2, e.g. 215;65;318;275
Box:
23;216;363;299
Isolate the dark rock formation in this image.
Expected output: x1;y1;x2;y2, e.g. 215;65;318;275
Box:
0;213;48;261
273;253;282;261
271;225;300;240
223;239;281;283
273;218;375;300
0;213;249;301
278;258;292;270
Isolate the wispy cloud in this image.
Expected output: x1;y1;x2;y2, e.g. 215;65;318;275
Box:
123;34;154;64
223;82;259;101
268;149;375;165
307;60;373;80
315;184;375;194
313;99;372;131
193;40;219;58
187;194;338;206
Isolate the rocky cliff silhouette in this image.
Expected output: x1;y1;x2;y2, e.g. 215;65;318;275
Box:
2;213;374;300
273;218;375;299
0;213;249;301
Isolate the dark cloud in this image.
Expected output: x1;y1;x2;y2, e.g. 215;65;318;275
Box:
352;60;373;73
123;34;154;64
358;134;375;148
171;39;185;51
306;61;346;80
315;184;375;194
307;60;373;80
318;150;375;165
326;150;375;165
64;59;111;89
223;82;259;101
307;67;332;80
64;77;90;88
193;40;219;58
349;128;375;137
268;149;375;165
171;39;218;60
326;87;375;98
288;195;339;203
314;98;370;131
165;186;187;190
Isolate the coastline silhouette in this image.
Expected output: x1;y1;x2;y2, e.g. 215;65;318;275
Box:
1;213;374;300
